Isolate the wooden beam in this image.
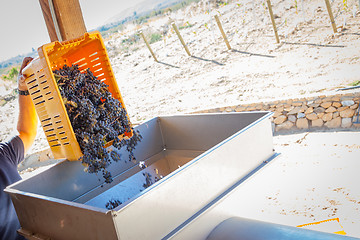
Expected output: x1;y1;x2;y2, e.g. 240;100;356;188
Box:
139;31;158;62
39;0;87;42
172;22;191;56
266;0;280;44
214;15;231;50
324;0;337;33
39;0;58;42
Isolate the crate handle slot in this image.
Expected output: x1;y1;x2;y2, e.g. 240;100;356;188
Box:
78;63;88;68
41;118;52;123
89;52;98;57
43;123;53;128
27;79;37;85
44;128;55;133
35;100;45;106
73;58;86;65
31;89;41;95
33;95;43;101
90;57;100;63
29;84;39;90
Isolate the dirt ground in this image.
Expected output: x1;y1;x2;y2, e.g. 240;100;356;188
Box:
1;0;360;152
107;0;360;124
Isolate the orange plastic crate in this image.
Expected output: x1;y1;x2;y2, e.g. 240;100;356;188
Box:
22;31;132;161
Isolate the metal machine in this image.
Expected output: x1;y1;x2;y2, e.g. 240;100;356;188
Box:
7;111;356;239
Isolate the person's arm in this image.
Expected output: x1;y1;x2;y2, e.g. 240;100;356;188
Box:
17;57;38;154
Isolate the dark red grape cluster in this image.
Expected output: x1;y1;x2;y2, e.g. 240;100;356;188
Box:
105;199;122;210
53;65;142;183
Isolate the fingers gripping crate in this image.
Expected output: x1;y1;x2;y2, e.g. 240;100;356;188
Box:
22;31;132;161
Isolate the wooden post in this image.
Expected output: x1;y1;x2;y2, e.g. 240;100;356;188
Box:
324;0;337;33
172;22;191;56
39;0;87;42
139;31;158;62
266;0;280;43
214;15;231;50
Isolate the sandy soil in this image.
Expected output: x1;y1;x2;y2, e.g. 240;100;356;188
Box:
107;0;360;123
1;0;360;152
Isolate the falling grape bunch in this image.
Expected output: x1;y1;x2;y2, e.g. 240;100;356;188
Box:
105;199;122;210
53;64;142;183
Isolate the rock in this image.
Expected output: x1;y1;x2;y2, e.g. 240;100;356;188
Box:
288;106;301;115
312;119;324;127
325;106;337;113
306;113;318;121
235;106;246;112
350;103;359;110
341;100;355;106
275;121;294;131
284;105;294;112
322;113;333;122
297;112;306;118
299;105;308;112
314;107;325;114
314;98;322;104
340;109;355;118
276;103;284;109
274;115;287;124
337;106;349;112
288;115;297;123
341;118;352;128
320;102;332;108
331;96;341;102
246;106;256;111
333;112;340;118
263;104;270;110
317;112;325;119
273;111;282;118
296;118;309;129
309;103;320;108
332;102;341;108
305;107;314;114
324;117;341;128
292;101;303;107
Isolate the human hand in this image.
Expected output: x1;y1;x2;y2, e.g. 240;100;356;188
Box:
18;57;33;91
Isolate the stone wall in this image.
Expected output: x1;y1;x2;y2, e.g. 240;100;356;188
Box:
192;91;360;132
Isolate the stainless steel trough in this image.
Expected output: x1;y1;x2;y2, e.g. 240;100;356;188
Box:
6;112;275;240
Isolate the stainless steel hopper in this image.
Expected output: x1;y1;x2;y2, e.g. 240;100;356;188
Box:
6;112;275;240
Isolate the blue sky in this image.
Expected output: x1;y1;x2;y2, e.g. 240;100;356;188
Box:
0;0;144;62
